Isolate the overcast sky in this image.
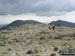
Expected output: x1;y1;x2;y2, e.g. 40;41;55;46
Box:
0;0;75;24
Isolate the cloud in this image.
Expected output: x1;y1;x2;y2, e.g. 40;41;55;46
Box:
32;0;75;11
0;0;38;15
0;11;75;24
0;0;75;16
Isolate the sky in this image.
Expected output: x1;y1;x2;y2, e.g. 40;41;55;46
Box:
0;0;75;24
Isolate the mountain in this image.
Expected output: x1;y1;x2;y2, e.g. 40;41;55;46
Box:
0;25;3;28
0;24;7;28
1;20;43;29
49;20;75;28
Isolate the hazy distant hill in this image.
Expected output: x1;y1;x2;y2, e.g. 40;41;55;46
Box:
0;24;7;28
0;25;3;28
49;20;75;28
2;20;43;29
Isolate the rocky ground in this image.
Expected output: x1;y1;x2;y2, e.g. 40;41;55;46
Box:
0;24;75;56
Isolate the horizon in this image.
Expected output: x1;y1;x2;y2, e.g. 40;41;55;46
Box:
0;19;75;25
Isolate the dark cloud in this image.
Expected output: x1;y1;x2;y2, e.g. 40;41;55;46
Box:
0;0;75;16
32;0;75;12
0;0;38;15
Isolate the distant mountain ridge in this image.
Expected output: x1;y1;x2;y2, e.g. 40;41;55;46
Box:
0;24;7;28
49;20;75;28
1;20;75;29
8;20;42;26
2;20;43;29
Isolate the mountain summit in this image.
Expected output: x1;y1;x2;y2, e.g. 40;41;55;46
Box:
7;20;42;27
2;20;43;29
49;20;75;28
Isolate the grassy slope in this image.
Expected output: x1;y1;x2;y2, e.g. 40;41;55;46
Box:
0;24;75;56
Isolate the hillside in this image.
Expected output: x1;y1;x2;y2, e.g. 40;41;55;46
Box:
2;20;43;29
49;20;75;28
0;24;7;28
0;24;75;56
